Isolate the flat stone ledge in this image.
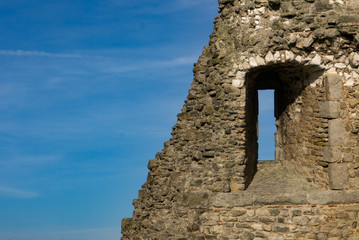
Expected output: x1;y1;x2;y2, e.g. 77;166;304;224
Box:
211;190;359;207
307;190;359;205
253;192;306;205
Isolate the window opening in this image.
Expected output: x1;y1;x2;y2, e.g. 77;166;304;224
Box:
244;64;325;189
258;90;275;161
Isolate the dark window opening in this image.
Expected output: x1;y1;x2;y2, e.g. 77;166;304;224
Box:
244;68;283;188
244;63;325;189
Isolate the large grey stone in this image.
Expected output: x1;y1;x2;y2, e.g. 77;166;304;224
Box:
328;163;348;190
325;74;342;101
328;119;345;146
319;101;339;119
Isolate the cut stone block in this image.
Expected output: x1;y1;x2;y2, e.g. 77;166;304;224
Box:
319;101;339;119
307;190;359;204
325;74;342;101
328;119;345;146
349;178;359;189
343;153;354;162
328;163;348;190
323;147;342;163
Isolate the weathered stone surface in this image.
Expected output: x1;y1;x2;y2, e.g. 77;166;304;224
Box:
183;192;211;209
212;192;253;207
121;218;133;235
200;203;359;240
328;163;348;190
328;119;345;147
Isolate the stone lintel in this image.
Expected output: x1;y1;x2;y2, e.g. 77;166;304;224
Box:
328;163;348;190
328;119;345;146
319;101;339;119
211;190;359;207
253;192;306;205
307;190;359;205
325;74;342;101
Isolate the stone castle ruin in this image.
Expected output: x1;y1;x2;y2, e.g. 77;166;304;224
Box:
122;0;359;239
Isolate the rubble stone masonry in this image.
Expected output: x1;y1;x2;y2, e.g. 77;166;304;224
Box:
122;0;359;239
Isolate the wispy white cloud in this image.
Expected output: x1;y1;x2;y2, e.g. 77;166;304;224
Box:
0;154;61;178
0;186;38;199
0;92;185;139
154;56;197;67
0;49;103;59
111;0;216;15
108;56;197;73
0;100;179;142
177;0;215;8
0;49;196;73
0;226;122;240
52;226;122;234
1;155;61;166
161;0;216;13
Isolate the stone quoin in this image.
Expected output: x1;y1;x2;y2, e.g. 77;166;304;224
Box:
122;0;359;239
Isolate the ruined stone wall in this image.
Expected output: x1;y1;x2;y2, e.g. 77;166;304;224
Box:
201;203;359;239
122;0;359;239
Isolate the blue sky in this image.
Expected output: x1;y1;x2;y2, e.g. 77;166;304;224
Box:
0;1;275;239
258;90;275;160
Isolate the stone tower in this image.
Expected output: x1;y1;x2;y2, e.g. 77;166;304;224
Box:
122;0;359;239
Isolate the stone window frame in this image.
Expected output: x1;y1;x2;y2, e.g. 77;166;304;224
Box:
232;51;353;189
